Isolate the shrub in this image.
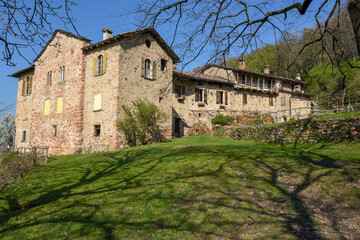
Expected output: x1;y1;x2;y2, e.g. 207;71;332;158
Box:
0;151;36;188
117;98;167;146
211;114;235;126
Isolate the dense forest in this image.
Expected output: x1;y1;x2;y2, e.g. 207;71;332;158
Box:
223;7;360;109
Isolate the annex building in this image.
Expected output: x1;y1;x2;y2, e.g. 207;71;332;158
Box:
12;27;312;155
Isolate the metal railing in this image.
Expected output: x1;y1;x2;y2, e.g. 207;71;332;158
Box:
13;147;49;164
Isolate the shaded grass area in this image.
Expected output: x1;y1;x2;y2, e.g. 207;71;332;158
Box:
264;110;360;127
0;136;359;239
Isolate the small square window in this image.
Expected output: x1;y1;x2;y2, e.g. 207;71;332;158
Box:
21;130;27;142
94;125;101;137
161;59;167;71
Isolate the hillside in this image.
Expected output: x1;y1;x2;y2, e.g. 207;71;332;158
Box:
0;136;359;239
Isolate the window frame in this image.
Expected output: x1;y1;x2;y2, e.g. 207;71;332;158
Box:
281;96;286;106
21;130;27;142
25;76;30;95
216;91;224;105
243;93;248;105
195;88;203;102
97;55;103;75
144;59;152;79
161;59;167;71
60;66;65;82
94;125;101;137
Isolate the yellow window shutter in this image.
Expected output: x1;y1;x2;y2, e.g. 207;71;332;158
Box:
152;61;156;80
141;57;145;77
103;52;107;73
93;94;102;111
23;110;27;120
57;97;63;114
93;57;96;76
28;75;33;94
44;100;50;116
22;78;25;96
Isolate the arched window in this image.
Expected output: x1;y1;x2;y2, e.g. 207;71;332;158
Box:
144;59;152;79
97;55;103;75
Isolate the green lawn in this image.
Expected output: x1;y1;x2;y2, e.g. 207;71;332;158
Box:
0;136;359;239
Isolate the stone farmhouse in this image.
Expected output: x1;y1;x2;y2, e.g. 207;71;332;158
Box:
11;27;312;155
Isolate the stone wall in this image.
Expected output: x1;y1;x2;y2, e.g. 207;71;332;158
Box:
29;32;89;155
221;116;360;143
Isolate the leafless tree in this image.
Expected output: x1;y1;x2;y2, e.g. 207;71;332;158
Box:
0;0;79;66
131;0;360;69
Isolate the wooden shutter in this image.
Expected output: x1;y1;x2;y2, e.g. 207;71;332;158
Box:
243;94;247;104
141;57;145;77
204;89;208;104
152;61;156;80
23;110;27;120
181;86;185;99
225;92;228;105
93;57;96;76
195;89;199;102
269;95;273;106
216;91;219;104
22;78;25;96
28;75;33;94
103;53;107;73
94;94;102;111
44;100;50;116
57;97;63;114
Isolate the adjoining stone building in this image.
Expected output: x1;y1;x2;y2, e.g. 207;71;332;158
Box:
11;27;312;155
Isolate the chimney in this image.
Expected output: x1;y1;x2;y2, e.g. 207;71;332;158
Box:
264;65;271;74
296;73;301;81
239;59;245;70
102;28;113;40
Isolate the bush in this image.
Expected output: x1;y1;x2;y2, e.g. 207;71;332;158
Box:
0;151;36;188
211;114;235;126
117;98;167;146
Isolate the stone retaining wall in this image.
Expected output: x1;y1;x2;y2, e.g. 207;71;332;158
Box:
220;116;360;144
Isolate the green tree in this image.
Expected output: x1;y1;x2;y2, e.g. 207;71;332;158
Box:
117;99;167;146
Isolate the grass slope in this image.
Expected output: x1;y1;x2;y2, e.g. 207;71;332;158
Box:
0;136;359;239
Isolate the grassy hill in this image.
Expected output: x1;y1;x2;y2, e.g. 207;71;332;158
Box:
0;136;359;239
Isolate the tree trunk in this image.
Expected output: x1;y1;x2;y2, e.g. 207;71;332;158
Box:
348;0;360;56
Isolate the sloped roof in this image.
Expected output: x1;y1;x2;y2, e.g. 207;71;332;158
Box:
34;29;91;62
199;64;311;85
173;69;234;86
10;65;35;78
83;27;180;63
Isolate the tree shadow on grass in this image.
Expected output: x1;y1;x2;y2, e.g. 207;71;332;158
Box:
0;141;358;239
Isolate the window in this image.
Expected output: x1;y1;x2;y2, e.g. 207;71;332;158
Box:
259;79;264;90
52;125;57;137
60;66;65;82
97;55;103;74
94;125;101;137
23;110;27;120
216;91;224;104
47;71;52;86
291;84;295;92
22;76;32;96
93;94;102;111
21;130;27;142
175;84;185;99
195;88;203;102
243;94;247;104
146;40;151;48
281;96;286;106
144;59;152;79
267;80;272;89
57;97;63;114
161;59;167;71
44;100;50;116
241;75;246;85
269;95;273;106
